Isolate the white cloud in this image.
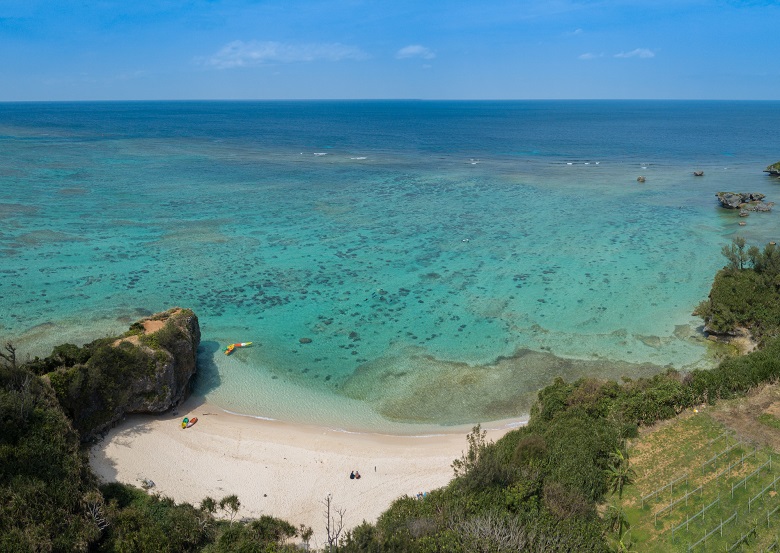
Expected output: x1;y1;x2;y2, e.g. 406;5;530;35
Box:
202;40;368;69
395;44;436;60
578;52;602;60
614;48;655;59
569;28;584;36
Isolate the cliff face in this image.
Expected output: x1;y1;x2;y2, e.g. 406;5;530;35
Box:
118;308;201;413
47;308;201;441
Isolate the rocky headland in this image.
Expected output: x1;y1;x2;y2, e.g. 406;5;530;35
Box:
42;307;200;441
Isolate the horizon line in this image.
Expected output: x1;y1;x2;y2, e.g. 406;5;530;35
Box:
1;98;778;104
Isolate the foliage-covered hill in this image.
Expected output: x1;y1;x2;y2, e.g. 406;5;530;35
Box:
0;323;307;553
0;343;102;551
696;239;780;342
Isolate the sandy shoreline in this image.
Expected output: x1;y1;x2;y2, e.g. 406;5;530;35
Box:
89;395;522;549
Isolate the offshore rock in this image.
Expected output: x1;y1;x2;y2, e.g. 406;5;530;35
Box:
48;307;201;441
764;161;780;176
716;192;773;212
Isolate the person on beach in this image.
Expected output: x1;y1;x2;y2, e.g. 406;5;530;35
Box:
350;471;355;479
355;470;361;479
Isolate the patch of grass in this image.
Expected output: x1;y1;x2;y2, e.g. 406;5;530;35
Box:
619;411;780;553
758;413;780;431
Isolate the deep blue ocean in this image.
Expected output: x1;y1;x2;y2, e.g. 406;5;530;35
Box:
1;101;778;432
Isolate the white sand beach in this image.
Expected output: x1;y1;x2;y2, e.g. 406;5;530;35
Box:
89;396;520;549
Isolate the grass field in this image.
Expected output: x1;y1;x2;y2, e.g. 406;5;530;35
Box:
617;389;780;552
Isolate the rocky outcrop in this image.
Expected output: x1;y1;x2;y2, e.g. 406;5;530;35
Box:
765;161;780;176
119;308;201;413
716;192;774;212
47;308;200;441
705;325;758;355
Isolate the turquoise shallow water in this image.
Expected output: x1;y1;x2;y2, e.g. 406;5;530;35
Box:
1;101;779;432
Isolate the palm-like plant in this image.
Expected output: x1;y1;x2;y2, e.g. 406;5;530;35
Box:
605;503;631;538
605;447;636;500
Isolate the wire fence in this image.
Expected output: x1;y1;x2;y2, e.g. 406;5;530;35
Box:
731;458;772;498
687;511;738;552
655;485;704;524
702;441;743;473
642;473;689;508
671;495;720;538
713;447;758;483
749;474;780;512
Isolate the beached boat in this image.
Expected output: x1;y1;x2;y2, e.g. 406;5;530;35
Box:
186;417;198;428
224;342;252;355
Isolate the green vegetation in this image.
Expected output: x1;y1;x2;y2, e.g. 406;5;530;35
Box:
765;161;780;174
3;239;780;551
31;308;198;441
48;339;156;438
696;238;780;341
0;343;102;552
334;240;780;551
619;411;780;551
96;485;302;553
758;413;780;430
0;342;309;553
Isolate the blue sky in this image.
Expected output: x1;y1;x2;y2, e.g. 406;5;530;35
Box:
1;0;778;100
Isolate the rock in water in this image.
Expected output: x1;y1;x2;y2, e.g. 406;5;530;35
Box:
764;161;780;176
716;192;773;212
